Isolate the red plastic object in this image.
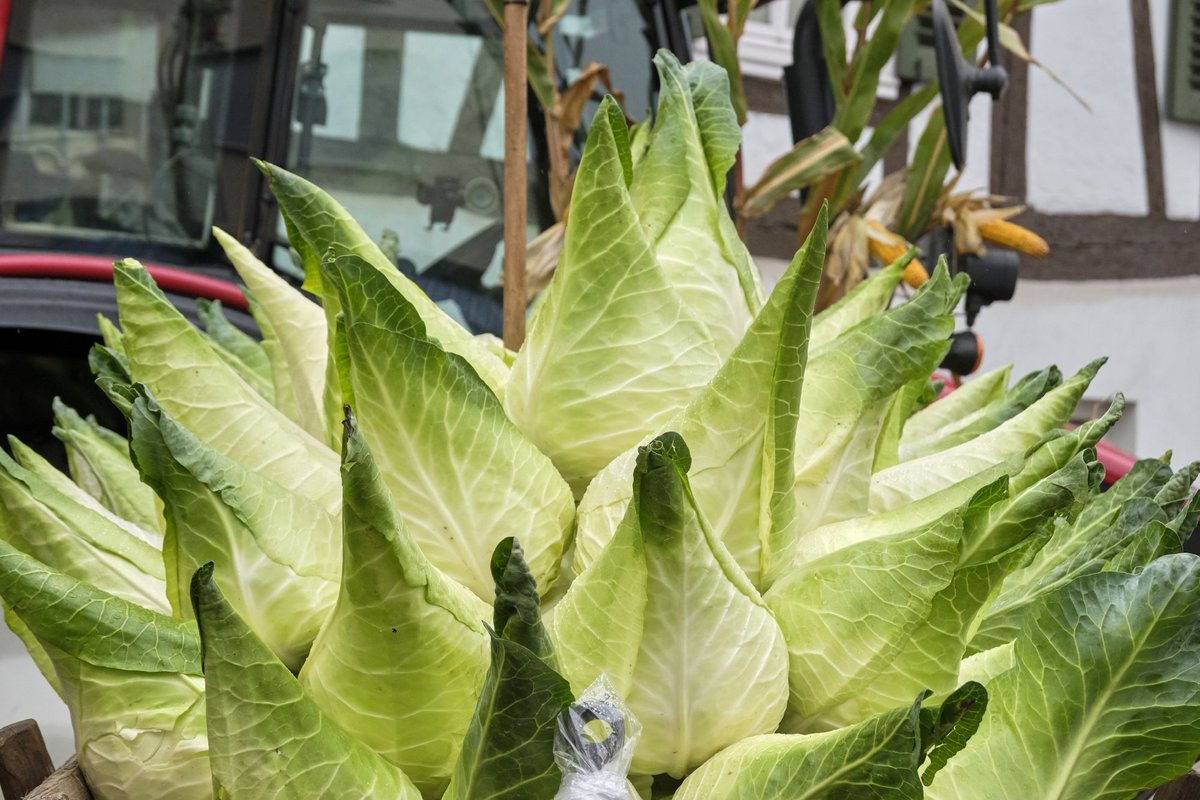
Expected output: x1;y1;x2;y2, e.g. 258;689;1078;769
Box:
0;0;11;76
0;253;247;311
1091;439;1135;485
932;371;958;399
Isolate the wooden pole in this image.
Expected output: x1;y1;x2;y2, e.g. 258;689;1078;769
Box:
502;0;529;351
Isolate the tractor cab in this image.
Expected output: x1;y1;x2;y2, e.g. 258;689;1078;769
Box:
0;0;676;444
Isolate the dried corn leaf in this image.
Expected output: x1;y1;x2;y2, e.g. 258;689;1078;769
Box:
740;127;860;220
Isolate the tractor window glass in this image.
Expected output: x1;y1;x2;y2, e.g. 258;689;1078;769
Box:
0;0;265;254
277;0;660;336
277;1;538;336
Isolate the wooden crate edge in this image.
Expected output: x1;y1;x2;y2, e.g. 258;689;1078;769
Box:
24;758;91;800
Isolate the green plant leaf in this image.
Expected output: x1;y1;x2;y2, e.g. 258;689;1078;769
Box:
789;264;966;548
1008;395;1125;496
89;343;136;416
113;260;341;515
128;394;339;670
0;441;167;612
323;252;575;601
920;681;988;785
766;485;999;731
831;82;939;213
244;291;302;425
51;397;162;534
673;690;975;799
896;109;952;241
574;208;827;587
902;365;1012;447
873;373;940;472
490;537;555;667
815;0;848;106
96;313;125;356
833;0;918;143
214;227;330;445
972;454;1190;653
444;539;573;800
505;96;722;493
628;52;763;357
695;0;747;124
928;555;1200;800
0;540;210;800
740;127;861;220
808;258;906;359
553;433;789;777
192;563;421;800
195;298;275;403
870;359;1106;511
900;366;1061;461
257;161;510;399
299;414;489;795
0;539;199;674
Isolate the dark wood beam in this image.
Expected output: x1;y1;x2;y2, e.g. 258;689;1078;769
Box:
743;75;899;127
1129;0;1167;217
745;199;1200;281
744;75;788;115
1014;211;1198;280
882;83;912;177
989;13;1031;198
745;196;805;261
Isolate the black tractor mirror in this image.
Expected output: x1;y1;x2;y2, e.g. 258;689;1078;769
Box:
941;330;985;375
961;249;1019;326
931;0;1008;170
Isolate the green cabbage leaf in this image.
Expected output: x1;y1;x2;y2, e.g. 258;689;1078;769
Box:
114;260;341;516
928;555;1200;800
505;99;723;494
323;253;575;600
629;52;763;357
574;205;826;586
0;540;209;800
300;414;490;795
551;433;789;777
129;394;339;670
192;562;421;800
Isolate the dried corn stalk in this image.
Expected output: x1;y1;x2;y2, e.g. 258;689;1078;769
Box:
977;218;1049;257
524;221;565;302
545;64;624;221
817;213;870;311
866;221;929;288
936;190;1050;258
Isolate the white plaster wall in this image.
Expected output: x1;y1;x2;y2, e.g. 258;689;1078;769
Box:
907;89;991;194
730;1;1200;219
742;110;795;185
0;625;73;764
1026;3;1148;214
973;276;1200;460
1149;0;1200;221
959;99;993;194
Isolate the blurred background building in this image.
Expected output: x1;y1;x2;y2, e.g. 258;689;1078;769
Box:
726;0;1199;461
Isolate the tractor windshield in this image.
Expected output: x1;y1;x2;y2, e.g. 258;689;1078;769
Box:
0;0;666;333
0;0;264;254
279;0;661;333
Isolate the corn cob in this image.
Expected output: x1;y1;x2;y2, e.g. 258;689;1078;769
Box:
977;218;1049;257
866;223;928;288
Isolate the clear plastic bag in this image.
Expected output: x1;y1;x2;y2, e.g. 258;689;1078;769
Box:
553;676;641;800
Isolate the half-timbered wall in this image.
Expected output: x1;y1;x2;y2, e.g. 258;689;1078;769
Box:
735;0;1200;459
